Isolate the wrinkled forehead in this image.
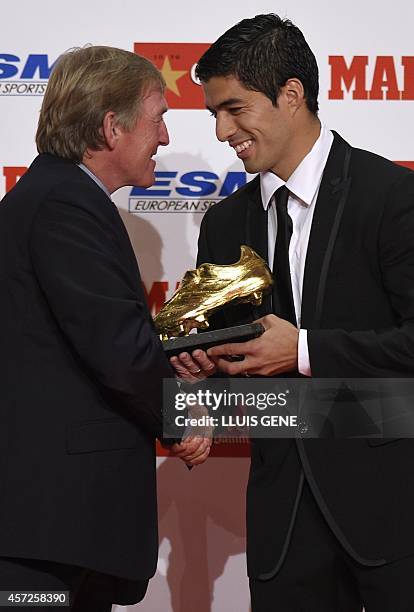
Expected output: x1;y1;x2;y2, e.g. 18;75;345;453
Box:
138;84;169;114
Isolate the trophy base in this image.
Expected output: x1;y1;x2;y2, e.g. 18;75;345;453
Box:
162;322;265;358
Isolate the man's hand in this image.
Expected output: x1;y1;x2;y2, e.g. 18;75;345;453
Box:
170;435;212;466
207;315;299;376
169;404;213;466
170;349;216;383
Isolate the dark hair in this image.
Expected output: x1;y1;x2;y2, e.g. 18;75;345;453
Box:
196;14;319;115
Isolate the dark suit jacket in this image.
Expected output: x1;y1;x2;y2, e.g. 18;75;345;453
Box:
0;153;175;580
197;132;414;577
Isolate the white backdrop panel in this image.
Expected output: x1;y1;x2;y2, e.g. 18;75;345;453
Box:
1;1;413;610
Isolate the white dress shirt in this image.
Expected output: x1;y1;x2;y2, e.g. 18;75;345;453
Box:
260;123;334;376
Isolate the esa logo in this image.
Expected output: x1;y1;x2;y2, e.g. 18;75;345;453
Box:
129;171;248;213
0;53;56;96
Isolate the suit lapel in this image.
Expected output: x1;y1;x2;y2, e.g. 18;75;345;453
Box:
244;177;272;318
301;132;352;329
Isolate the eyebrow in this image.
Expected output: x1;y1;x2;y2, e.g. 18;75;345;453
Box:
206;97;244;112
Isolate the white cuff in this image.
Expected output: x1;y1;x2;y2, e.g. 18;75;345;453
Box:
298;329;312;377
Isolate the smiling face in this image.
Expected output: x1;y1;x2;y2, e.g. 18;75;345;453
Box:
203;75;297;178
116;87;169;188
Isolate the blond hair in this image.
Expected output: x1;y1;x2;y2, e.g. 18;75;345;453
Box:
36;46;164;162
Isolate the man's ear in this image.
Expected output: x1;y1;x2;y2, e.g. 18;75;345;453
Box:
102;111;122;150
282;78;306;115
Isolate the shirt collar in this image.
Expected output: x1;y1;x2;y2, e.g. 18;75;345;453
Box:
260;123;334;210
78;163;111;199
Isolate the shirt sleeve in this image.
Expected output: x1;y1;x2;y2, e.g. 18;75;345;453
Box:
298;328;312;376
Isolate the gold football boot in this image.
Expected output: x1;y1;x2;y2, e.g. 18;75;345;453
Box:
154;245;273;339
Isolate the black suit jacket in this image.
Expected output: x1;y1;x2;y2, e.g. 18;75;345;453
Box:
197;132;414;577
0;154;175;580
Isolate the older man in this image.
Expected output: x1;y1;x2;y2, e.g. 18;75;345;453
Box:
0;46;210;611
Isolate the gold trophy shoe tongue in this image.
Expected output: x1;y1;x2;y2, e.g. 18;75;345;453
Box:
154;245;273;339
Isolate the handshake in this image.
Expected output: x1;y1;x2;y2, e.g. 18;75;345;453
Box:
164;313;299;468
169;401;214;468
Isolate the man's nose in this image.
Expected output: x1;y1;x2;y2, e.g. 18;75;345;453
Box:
215;114;236;142
159;120;169;146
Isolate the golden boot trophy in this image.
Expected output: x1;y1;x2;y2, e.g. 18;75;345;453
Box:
154;246;272;356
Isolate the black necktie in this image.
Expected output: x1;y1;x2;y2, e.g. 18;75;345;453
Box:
272;185;296;325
